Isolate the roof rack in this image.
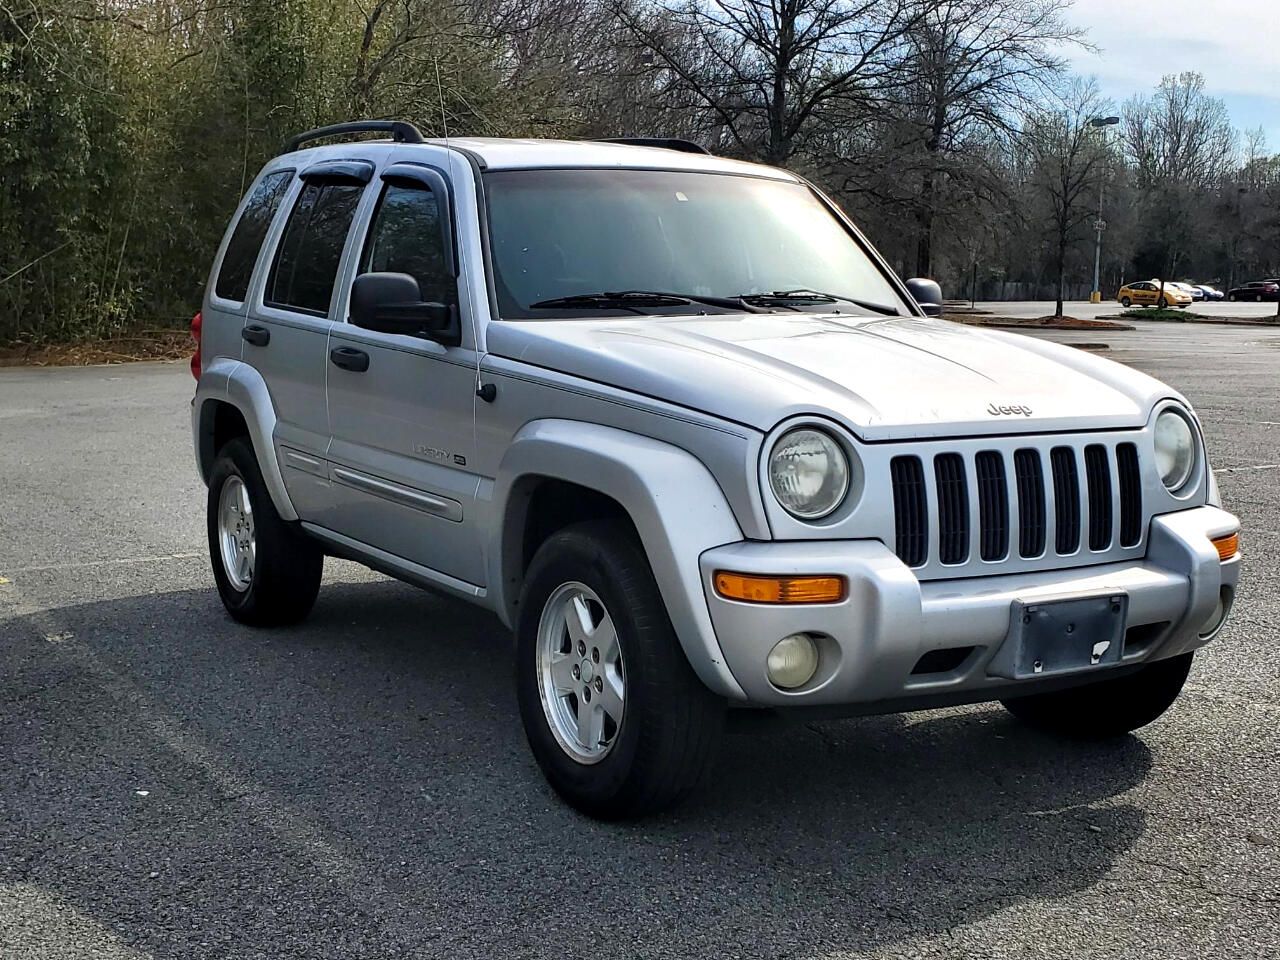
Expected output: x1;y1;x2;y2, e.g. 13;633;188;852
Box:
283;120;425;154
595;137;710;156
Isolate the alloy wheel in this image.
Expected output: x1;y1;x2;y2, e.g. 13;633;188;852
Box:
217;475;255;591
536;582;626;763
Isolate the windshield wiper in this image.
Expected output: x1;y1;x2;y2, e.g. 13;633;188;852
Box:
529;290;752;313
738;289;902;316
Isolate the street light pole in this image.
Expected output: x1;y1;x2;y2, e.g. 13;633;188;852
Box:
1089;116;1120;304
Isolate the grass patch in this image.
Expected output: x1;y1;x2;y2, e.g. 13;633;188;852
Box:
1116;307;1208;321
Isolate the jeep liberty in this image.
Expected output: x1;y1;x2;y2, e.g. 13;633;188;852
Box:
192;121;1241;818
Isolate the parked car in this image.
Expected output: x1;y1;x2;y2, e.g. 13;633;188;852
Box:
191;122;1241;817
1226;280;1280;302
1196;285;1224;301
1117;280;1193;308
1172;282;1204;301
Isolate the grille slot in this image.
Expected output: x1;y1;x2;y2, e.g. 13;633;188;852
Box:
1117;442;1143;547
934;453;969;564
890;456;928;567
1014;449;1046;557
1050;446;1081;554
1084;444;1113;550
975;451;1009;561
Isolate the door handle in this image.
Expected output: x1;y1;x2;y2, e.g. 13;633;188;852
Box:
241;324;270;347
330;346;370;372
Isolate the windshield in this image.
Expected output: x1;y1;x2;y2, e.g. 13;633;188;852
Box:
484;168;908;319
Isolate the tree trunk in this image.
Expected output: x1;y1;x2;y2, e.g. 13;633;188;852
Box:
915;171;934;277
1054;228;1067;318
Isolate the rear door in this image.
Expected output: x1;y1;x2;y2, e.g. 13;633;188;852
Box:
246;160;373;519
323;150;484;587
203;168;294;372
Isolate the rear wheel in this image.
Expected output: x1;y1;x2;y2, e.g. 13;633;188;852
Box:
1228;292;1237;302
1001;652;1194;739
516;520;724;818
1256;294;1264;302
207;437;322;625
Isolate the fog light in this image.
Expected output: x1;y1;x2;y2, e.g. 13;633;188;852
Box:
767;633;819;689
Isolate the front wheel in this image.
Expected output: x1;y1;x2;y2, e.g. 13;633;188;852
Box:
1001;652;1193;739
516;520;724;818
1228;293;1237;302
207;437;323;625
1120;296;1132;307
1157;296;1169;308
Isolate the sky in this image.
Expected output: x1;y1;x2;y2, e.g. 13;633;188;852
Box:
1062;0;1280;148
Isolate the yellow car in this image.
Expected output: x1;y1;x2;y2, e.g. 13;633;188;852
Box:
1117;280;1193;308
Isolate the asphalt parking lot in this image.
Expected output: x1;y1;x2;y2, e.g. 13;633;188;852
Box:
1;320;1277;959
973;299;1280;321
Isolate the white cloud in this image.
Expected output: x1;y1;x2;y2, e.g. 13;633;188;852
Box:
1063;0;1280;100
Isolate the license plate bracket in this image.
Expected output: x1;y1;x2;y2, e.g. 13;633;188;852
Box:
988;593;1128;681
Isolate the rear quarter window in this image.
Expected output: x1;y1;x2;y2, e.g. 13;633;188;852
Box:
214;171;293;302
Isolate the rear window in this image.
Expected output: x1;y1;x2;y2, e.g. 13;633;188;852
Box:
266;181;365;316
214;171;293;302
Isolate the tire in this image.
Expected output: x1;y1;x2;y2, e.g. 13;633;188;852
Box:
207;437;322;626
1120;296;1131;307
1256;294;1263;302
1228;293;1237;302
1157;296;1169;308
515;519;724;818
1001;652;1194;739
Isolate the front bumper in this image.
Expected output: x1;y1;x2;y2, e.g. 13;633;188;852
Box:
699;506;1239;707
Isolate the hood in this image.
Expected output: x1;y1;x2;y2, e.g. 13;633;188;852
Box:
485;314;1173;440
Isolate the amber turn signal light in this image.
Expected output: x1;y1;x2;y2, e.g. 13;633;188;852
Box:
713;571;847;604
1210;532;1239;562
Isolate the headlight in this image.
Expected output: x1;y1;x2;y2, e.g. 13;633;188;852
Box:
768;428;849;519
1154;409;1196;493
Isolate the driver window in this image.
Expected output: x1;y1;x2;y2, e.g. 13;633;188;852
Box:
361;183;453;306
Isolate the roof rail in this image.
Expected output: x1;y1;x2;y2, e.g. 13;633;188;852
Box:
595;137;710;156
283;120;425;154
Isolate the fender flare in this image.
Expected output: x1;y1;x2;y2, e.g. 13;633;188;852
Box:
488;419;748;700
192;358;298;522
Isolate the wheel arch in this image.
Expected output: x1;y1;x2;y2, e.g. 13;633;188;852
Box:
489;420;747;699
192;358;298;521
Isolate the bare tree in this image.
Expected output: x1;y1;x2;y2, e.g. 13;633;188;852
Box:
888;0;1084;276
612;0;930;165
1021;79;1110;317
1122;72;1238;284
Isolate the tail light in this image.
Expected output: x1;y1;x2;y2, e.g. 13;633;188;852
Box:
190;311;203;380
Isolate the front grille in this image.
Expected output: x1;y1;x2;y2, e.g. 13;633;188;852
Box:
891;440;1145;574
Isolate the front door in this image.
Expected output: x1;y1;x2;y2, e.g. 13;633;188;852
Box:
324;155;484;588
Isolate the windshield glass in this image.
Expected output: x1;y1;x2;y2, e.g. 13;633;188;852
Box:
484;168;907;318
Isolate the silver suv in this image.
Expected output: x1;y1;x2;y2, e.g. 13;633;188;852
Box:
192;121;1241;818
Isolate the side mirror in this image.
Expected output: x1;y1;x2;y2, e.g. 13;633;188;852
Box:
350;272;459;346
905;278;944;317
